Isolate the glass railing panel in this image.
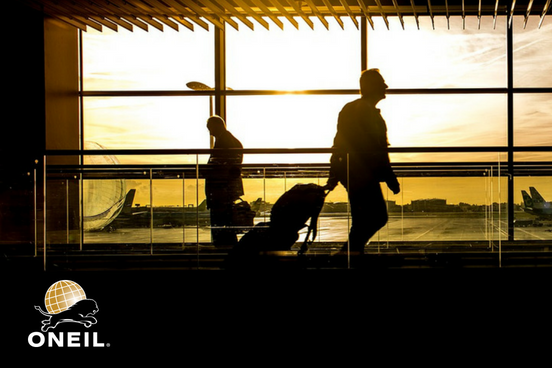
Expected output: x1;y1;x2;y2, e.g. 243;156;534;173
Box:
148;168;210;248
373;174;507;245
80;166;211;251
390;151;509;164
43;155;82;247
0;163;37;246
44;174;81;245
82;169;150;246
41;150;551;269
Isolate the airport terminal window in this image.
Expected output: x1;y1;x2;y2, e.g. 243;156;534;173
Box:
82;28;214;91
368;16;507;89
514;177;552;240
514;94;552;147
229;93;507;159
226;18;360;90
83;96;211;164
382;94;508;148
515;152;552;163
76;14;551;249
227;94;351;162
513;17;552;88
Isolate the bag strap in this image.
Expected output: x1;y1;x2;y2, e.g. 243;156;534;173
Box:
298;189;329;255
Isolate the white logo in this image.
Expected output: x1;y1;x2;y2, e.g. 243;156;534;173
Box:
28;280;108;348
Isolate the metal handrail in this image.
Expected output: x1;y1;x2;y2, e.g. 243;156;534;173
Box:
43;146;552;156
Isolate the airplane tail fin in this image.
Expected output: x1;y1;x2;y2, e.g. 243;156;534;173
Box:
529;187;546;204
521;190;533;208
121;189;136;215
197;199;207;211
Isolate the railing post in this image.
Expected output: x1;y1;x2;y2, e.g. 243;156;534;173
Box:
43;155;47;271
150;168;153;255
507;15;515;242
33;167;37;258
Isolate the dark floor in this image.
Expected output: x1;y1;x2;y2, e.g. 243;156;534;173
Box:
4;241;552;360
3;240;552;271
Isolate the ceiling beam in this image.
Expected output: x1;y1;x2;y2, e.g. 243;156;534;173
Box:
177;0;226;30
249;0;285;30
357;0;375;30
321;0;345;29
304;0;330;30
198;0;240;31
232;0;271;30
509;0;517;28
215;0;256;30
374;0;390;29
161;0;210;31
340;0;359;29
539;0;551;28
478;0;482;29
92;0;149;31
21;0;552;32
285;0;315;29
410;0;420;29
524;0;535;28
392;0;405;29
428;0;436;29
445;0;450;29
107;0;165;31
493;0;500;29
171;16;194;32
40;1;103;31
270;0;300;29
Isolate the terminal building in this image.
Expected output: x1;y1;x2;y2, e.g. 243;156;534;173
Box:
3;0;552;270
411;199;450;212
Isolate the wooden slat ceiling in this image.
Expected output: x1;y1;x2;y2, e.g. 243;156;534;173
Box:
23;0;551;32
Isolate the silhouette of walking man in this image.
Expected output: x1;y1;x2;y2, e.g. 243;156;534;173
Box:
205;115;244;246
325;69;400;255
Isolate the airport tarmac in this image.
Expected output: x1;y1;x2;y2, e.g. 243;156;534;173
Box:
82;214;552;245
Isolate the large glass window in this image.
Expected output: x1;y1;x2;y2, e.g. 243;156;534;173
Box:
83;96;211;164
372;175;509;243
75;14;551;252
227;94;351;163
382;94;508;148
514;176;552;241
226;18;360;90
514;93;552;147
513;17;552;88
83;28;214;91
512;16;551;164
368;16;507;89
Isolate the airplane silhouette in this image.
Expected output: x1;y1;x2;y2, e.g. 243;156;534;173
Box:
521;187;552;220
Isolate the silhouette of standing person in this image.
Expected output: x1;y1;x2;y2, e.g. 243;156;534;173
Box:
325;69;400;255
205;115;244;246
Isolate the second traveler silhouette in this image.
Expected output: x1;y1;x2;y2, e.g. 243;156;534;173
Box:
325;69;401;255
204;115;244;246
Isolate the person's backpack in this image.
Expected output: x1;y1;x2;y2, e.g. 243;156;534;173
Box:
231;199;256;229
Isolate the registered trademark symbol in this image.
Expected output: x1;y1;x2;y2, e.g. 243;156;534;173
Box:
106;343;111;347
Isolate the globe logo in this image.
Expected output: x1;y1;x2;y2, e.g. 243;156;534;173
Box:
44;280;87;314
34;280;99;332
28;280;107;348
